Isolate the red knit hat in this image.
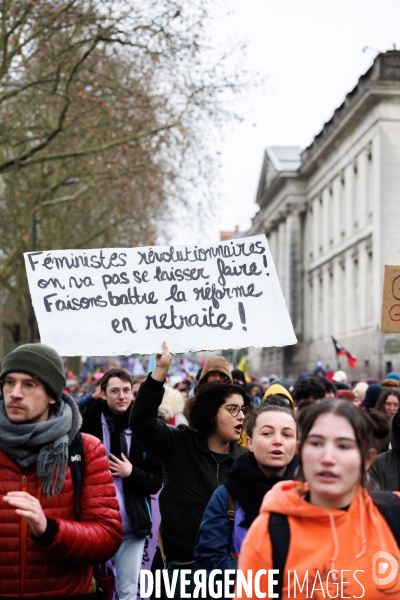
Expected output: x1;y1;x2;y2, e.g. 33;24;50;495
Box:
336;390;357;402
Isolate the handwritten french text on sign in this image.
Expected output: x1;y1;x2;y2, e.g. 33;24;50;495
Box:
381;265;400;333
24;235;297;356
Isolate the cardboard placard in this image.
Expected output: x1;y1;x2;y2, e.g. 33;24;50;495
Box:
381;265;400;333
24;234;297;356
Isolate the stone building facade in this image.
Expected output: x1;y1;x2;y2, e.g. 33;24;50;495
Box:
247;50;400;380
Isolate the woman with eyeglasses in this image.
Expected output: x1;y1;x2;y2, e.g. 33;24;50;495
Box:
129;342;251;599
375;388;400;420
194;403;297;597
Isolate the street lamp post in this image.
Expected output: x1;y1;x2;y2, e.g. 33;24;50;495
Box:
29;210;38;342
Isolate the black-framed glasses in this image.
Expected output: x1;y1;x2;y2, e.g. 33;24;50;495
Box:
224;404;251;418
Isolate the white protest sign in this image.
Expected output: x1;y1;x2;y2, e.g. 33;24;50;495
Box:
24;234;297;356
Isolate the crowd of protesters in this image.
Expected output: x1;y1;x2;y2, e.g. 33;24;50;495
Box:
1;342;400;599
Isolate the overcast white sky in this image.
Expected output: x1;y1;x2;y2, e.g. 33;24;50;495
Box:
170;0;400;244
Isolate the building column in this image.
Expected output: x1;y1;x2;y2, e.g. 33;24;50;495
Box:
345;251;354;334
358;243;367;329
277;216;287;297
358;149;367;230
332;259;341;336
284;204;305;336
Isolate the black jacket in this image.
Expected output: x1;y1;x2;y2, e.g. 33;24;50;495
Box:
369;449;400;491
129;376;247;560
81;401;163;537
369;411;400;492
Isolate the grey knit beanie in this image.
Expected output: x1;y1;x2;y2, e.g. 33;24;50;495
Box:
0;343;66;402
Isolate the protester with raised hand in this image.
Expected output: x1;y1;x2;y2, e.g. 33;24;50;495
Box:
194;404;297;596
235;399;400;599
129;342;250;598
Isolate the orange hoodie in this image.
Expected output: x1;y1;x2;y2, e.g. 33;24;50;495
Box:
235;480;400;599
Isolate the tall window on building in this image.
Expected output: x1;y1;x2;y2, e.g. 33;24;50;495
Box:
339;258;346;332
329;185;334;246
367;143;373;218
328;265;333;335
307;203;314;260
366;241;373;324
319;194;324;254
352;255;359;330
313;197;319;257
308;275;314;341
340;171;345;237
353;160;359;230
318;271;323;339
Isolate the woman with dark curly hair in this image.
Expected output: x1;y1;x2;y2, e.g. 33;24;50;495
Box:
129;342;251;598
194;404;297;598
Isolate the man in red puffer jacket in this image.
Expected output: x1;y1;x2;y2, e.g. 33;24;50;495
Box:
0;343;122;599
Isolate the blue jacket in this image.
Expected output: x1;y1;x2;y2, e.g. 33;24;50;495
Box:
194;451;298;595
194;485;239;575
194;485;240;600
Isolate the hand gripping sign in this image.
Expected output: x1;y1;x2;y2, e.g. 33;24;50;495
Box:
24;235;297;356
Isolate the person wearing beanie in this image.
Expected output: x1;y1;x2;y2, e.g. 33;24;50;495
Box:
1;342;67;403
231;368;246;386
183;355;233;422
332;369;348;384
353;381;368;403
198;355;232;387
369;411;400;491
381;378;400;390
362;383;384;412
262;383;295;411
0;343;122;598
313;364;326;378
336;389;359;406
259;376;270;394
386;371;400;382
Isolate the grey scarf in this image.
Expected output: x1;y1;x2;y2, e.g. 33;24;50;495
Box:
0;392;82;496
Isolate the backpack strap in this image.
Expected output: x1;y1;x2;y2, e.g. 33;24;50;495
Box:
268;513;290;600
227;492;236;527
68;431;84;519
266;494;400;599
371;490;400;546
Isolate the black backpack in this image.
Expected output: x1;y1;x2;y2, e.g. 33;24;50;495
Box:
67;432;116;600
68;431;84;518
269;491;400;599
